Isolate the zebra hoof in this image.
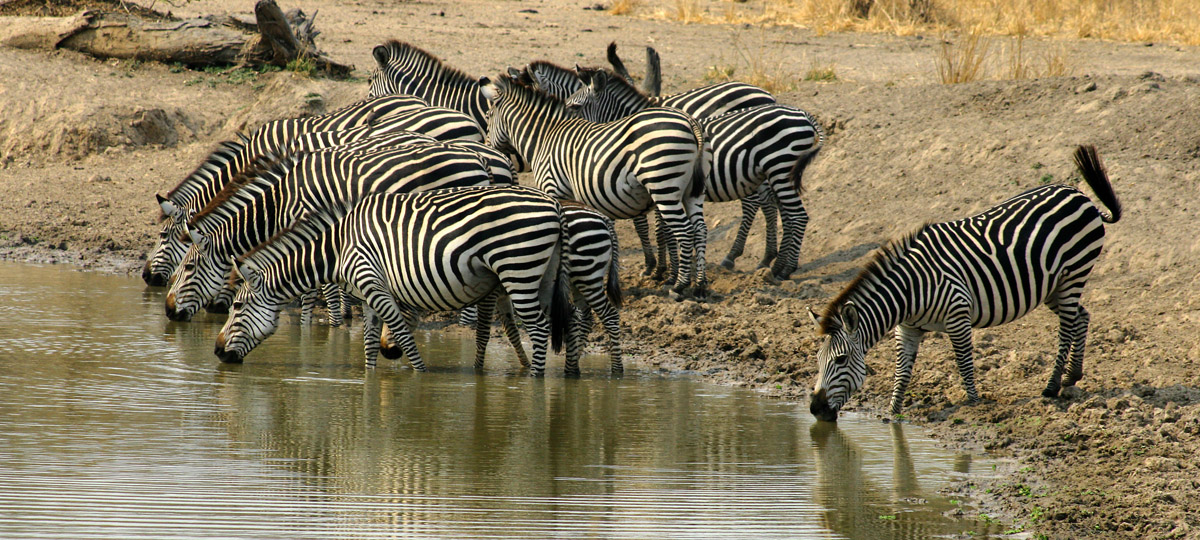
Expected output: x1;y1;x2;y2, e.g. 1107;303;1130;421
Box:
1041;386;1061;398
1064;372;1084;387
719;258;736;271
692;285;709;300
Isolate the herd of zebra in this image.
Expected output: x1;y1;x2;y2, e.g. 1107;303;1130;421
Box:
140;40;1122;421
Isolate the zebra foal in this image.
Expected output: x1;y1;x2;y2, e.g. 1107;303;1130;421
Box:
215;186;571;373
809;146;1121;421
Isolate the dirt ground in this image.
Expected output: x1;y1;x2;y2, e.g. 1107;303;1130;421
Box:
2;1;1199;538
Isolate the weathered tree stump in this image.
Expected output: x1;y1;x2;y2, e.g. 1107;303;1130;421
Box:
0;0;352;77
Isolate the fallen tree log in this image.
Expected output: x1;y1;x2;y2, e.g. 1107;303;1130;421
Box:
0;0;351;77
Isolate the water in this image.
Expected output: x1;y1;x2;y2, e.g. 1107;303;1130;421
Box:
0;262;1001;539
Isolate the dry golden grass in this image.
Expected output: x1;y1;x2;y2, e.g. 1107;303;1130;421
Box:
936;25;990;83
618;0;1200;46
608;0;639;16
701;28;800;94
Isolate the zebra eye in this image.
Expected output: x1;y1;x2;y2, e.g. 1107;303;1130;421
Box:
834;354;848;365
232;301;244;310
159;231;169;238
183;263;195;271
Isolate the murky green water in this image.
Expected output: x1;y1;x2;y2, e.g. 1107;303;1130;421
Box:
0;262;1000;539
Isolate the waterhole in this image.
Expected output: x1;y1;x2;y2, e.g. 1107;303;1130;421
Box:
0;262;1003;539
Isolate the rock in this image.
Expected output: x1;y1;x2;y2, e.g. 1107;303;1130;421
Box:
1075;81;1097;93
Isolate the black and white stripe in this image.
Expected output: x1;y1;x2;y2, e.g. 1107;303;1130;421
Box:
368;41;490;131
164;134;498;322
562;66;821;280
480;74;709;297
216;186;572;374
143;94;427;294
809;146;1121;421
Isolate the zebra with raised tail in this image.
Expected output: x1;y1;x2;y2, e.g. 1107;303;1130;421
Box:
479;74;709;297
215;186;571;374
808;145;1122;422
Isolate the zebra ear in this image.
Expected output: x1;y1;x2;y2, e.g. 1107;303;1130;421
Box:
157;194;179;217
807;306;824;328
840;301;861;335
187;226;204;246
479;77;498;100
237;259;261;285
506;66;522;78
371;44;389;66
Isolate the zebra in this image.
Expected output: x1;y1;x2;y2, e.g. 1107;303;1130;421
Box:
391;202;624;373
287;127;514;184
164;134;499;322
143;93;428;296
215;186;572;374
367;40;530;173
808;145;1122;422
479;73;710;298
564;66;823;281
519;55;798;278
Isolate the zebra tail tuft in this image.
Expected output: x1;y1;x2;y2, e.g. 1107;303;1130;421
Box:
1074;145;1122;223
604;218;623;309
789;114;825;195
550;264;571;354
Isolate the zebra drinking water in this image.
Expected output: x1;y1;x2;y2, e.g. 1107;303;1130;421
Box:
144;94;428;293
479;74;710;298
808;146;1122;422
215;186;572;374
164;134;500;322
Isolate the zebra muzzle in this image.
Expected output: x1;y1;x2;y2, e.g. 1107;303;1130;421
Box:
809;389;839;423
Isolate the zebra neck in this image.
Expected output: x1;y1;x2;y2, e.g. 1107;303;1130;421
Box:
842;266;915;351
261;224;342;305
510;109;576;163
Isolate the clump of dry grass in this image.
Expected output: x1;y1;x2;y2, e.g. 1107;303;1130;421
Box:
804;62;839;82
619;0;1200;46
936;25;990;84
608;0;639;16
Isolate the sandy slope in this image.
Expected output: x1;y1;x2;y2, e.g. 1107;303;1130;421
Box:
2;1;1199;538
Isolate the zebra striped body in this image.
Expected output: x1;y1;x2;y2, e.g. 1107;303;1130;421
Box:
480;75;710;297
285;106;485;154
442;203;624;373
809;146;1121;421
143;94;427;293
216;186;571;373
164;137;497;322
288;128;514;184
563;67;821;280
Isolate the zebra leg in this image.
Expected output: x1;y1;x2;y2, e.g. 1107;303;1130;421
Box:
722;193;763;271
1064;305;1090;387
593;301;622;373
1042;297;1082;397
499;307;531;368
633;214;657;277
322;283;344;327
654;209;675;284
769;183;809;281
759;190;780;270
689;197;709;298
565;305;587;376
299;290;318;325
471;293;499;370
459;305;478;326
362;306;382;368
890;325;925;416
359;279;427;371
946;308;980;404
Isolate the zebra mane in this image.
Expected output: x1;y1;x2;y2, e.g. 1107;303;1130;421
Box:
234;207;340;284
819;225;929;334
524;60;578;93
187;151;292;230
575;65;652;106
376;40;478;87
159;139;247;221
497;73;573;115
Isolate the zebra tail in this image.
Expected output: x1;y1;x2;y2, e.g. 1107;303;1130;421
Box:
689;119;710;200
606;42;634;85
1074;145;1121;223
788;117;825;195
604;218;623;309
550;262;571;355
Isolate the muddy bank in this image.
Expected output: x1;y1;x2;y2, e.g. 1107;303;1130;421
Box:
3;1;1200;538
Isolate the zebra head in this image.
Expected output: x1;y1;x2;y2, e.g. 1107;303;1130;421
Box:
522;60;582;99
163;226;233;321
809;301;867;422
214;263;281;364
565;66;650;123
143;195;190;287
478;76;517;156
